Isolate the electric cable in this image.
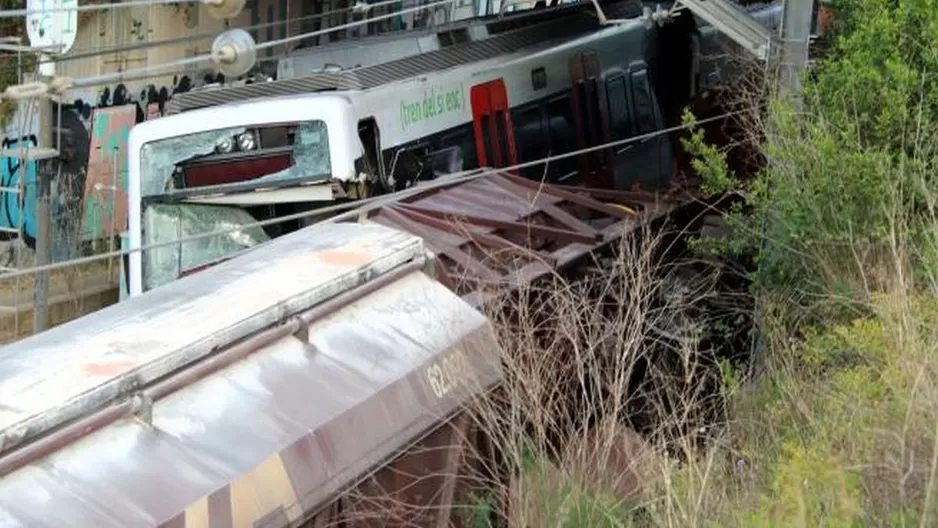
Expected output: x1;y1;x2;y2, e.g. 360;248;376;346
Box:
6;0;457;91
0;108;750;281
0;0;456;96
2;0;221;18
35;0;419;66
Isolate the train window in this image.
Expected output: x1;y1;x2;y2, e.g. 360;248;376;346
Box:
390;144;433;187
480;114;494;166
630;69;658;134
514;106;545;177
442;128;477;169
531;67;547;91
605;75;631;140
546;96;577;179
357;118;384;181
495;110;510;166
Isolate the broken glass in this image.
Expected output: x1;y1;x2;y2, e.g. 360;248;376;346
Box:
139;127;246;197
252;121;332;184
142;203;269;291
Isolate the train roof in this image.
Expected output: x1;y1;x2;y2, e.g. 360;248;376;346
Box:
165;0;646;114
129;92;353;148
0;222;424;450
0;221;502;527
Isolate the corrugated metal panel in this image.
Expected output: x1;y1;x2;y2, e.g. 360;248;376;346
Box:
0;222;427;457
0;270;502;528
351;171;694;307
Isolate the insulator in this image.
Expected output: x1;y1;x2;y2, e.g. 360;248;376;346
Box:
211;28;257;78
202;0;246;20
3;82;48;100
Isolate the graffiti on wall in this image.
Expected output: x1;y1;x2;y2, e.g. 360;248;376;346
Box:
0;136;39;244
0;73;212;259
82;106;135;240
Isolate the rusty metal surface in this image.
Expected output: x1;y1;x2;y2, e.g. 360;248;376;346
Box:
0;222;427;457
0;270;502;528
355;171;691;306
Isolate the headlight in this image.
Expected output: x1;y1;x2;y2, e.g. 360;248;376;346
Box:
237;131;257;151
216;136;234;153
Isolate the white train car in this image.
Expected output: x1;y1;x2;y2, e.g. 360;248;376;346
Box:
125;0;782;298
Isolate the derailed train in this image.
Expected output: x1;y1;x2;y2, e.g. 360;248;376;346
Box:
0;1;792;526
125;0;783;298
0;168;697;527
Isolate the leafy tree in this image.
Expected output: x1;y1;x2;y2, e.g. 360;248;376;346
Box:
686;0;938;305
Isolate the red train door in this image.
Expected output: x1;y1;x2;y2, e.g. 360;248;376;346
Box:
569;50;612;188
470;79;518;169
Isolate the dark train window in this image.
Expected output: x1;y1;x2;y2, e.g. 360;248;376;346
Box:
515;106;546;177
546;96;577;179
630;69;658;134
480;114;494;166
531;67;547;91
495;110;510;165
442;128;477;169
606;75;631;140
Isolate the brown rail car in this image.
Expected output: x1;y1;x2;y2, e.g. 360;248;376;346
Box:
285;170;703;527
0;170;701;528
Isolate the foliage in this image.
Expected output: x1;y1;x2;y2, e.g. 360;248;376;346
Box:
653;1;938;526
683;0;938;307
680;109;736;199
649;290;938;526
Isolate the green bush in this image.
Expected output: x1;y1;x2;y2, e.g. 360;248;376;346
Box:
684;0;938;308
656;2;938;525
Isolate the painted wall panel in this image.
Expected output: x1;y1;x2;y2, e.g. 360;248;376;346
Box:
82;106;136;240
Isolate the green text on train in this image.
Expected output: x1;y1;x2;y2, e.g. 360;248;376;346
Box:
400;84;466;129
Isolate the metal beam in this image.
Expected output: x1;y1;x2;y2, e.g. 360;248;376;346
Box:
675;0;777;60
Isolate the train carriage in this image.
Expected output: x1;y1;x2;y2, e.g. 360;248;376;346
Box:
126;0;781;298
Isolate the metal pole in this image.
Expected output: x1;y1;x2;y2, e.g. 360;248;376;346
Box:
108;147;118;281
777;0;815;103
33;58;55;333
750;0;817;374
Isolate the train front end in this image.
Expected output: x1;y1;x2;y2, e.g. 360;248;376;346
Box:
124;93;363;298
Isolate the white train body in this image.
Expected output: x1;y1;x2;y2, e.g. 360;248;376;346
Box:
125;0;782;298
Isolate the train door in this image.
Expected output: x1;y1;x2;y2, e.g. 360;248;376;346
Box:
605;64;672;190
470;79;518;169
569;50;613;188
627;64;672;188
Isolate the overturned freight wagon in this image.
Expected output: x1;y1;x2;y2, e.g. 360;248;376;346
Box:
0;222;503;527
0;170;696;526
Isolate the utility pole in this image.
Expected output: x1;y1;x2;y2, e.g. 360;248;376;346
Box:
748;0;817;374
33;57;55;334
776;0;816;103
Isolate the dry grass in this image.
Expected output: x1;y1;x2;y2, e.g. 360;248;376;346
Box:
314;218;745;527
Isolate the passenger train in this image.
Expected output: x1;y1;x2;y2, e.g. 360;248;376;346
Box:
125;0;783;298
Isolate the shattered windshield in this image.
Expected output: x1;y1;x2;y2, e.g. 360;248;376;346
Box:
138;120;332;197
142;203;270;291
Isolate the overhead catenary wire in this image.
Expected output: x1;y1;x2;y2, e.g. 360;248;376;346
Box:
33;0;416;67
1;0;221;18
0;0;454;98
52;0;456;90
0;108;750;282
